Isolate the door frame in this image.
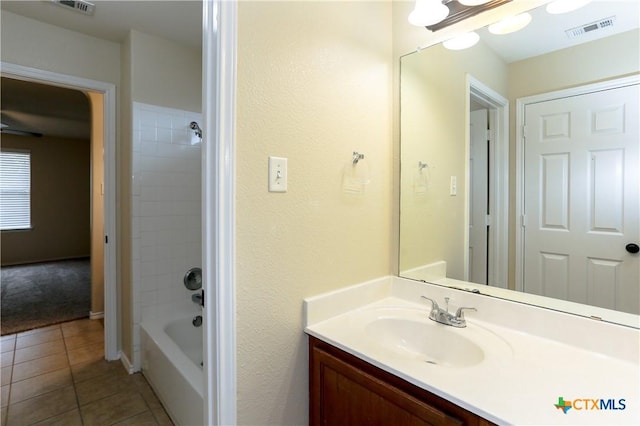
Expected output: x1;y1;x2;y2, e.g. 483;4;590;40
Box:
515;74;640;292
1;61;118;360
465;75;509;288
202;0;238;424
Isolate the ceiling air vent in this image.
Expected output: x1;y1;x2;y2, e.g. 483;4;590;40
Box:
51;0;95;16
565;16;616;39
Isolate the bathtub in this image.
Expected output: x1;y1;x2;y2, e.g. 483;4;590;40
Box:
140;315;204;426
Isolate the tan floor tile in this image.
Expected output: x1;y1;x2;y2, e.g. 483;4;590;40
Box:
14;340;66;364
112;410;159;425
1;406;7;426
1;384;9;408
61;319;103;338
6;385;77;426
17;324;60;337
67;341;104;366
0;352;13;368
75;372;120;406
63;329;103;351
15;329;63;350
80;391;149;426
71;358;126;383
1;366;12;386
9;367;72;405
12;353;68;383
1;337;16;353
135;376;174;426
31;408;83;426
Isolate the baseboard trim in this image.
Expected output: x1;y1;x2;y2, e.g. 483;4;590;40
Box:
89;311;104;320
119;351;135;374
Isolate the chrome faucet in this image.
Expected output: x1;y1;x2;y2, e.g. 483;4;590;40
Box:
421;296;476;328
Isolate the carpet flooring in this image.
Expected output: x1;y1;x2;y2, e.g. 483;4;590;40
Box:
1;258;91;335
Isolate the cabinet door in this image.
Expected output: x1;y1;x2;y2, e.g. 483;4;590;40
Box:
310;338;468;426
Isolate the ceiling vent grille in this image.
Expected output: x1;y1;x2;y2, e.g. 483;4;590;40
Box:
565;16;616;39
51;0;95;16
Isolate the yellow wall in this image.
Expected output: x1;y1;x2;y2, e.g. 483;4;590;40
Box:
1;134;91;265
399;40;508;279
236;2;393;423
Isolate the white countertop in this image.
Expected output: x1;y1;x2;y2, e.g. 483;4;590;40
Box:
304;276;640;425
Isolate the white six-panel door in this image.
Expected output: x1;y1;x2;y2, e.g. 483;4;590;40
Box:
523;84;639;314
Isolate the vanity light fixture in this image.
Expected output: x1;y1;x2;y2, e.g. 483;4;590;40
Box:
546;0;591;15
443;31;480;50
458;0;491;6
488;12;532;35
409;0;450;27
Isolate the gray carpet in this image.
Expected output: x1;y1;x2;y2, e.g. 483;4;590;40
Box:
1;258;91;335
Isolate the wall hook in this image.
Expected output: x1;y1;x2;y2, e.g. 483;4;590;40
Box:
418;161;429;171
353;152;365;164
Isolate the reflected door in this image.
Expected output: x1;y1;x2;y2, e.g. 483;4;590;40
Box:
469;109;489;284
523;84;639;314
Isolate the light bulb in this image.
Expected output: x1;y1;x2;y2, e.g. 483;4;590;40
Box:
488;13;532;35
546;0;591;14
408;0;449;27
458;0;491;6
443;31;480;50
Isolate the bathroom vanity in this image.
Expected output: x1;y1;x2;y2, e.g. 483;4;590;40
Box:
304;276;640;425
309;336;492;425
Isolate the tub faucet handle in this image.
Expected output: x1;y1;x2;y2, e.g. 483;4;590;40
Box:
192;290;204;307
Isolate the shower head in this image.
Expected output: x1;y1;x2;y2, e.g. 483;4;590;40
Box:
190;121;202;138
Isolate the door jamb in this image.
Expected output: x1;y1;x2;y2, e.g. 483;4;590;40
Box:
514;74;640;292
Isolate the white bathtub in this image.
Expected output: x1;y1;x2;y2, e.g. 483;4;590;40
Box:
140;315;204;426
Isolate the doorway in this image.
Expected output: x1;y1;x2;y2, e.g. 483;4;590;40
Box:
1;62;118;359
466;75;509;288
516;77;639;314
0;78;97;335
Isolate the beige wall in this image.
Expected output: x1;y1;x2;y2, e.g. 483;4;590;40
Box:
129;30;202;113
1;134;91;266
236;2;393;423
0;11;120;85
399;41;507;279
88;92;105;315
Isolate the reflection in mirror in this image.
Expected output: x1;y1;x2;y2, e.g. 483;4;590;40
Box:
399;0;639;326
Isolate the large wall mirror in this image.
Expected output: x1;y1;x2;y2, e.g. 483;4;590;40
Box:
399;0;639;327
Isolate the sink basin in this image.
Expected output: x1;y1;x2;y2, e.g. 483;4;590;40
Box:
365;317;484;368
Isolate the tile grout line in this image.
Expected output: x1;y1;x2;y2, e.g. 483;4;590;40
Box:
62;324;86;426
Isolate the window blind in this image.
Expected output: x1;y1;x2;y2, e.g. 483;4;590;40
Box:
0;150;31;230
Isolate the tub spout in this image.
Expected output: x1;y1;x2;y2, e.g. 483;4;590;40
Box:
192;315;203;327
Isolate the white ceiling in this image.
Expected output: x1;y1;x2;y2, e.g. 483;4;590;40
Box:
478;0;640;63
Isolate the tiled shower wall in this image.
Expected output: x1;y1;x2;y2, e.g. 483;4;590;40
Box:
131;102;202;368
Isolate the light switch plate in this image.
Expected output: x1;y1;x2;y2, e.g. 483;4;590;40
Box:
269;156;288;192
450;176;457;196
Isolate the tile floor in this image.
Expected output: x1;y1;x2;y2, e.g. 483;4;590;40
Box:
1;319;174;426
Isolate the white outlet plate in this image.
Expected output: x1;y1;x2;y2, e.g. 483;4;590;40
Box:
269;156;288;192
450;176;457;196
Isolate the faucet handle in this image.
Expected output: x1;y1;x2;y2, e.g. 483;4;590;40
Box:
421;296;440;311
455;307;477;320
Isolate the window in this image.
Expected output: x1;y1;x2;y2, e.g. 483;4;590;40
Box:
0;150;31;230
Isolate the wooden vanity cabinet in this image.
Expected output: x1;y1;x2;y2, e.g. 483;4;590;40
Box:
309;336;495;426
